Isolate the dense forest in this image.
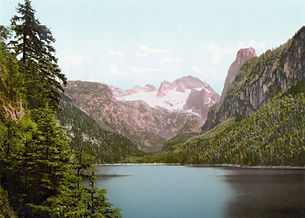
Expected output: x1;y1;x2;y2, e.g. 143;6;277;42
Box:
0;0;121;217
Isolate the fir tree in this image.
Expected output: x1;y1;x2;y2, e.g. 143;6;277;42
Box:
10;0;67;109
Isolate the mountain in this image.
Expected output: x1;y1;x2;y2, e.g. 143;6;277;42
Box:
221;47;256;101
112;76;219;123
57;95;143;163
203;26;305;131
147;87;305;165
64;76;219;151
131;26;305;166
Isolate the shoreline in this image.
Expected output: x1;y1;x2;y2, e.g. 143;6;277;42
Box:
96;163;305;170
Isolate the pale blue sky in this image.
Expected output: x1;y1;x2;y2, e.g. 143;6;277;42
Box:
1;0;305;94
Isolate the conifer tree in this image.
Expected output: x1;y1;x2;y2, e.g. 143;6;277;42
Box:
10;0;67;109
0;26;11;48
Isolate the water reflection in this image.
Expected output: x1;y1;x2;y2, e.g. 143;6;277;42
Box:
94;165;305;218
224;169;305;218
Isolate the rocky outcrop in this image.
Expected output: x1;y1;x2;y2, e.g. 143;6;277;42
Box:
184;85;220;125
203;26;305;131
64;81;201;151
221;47;256;101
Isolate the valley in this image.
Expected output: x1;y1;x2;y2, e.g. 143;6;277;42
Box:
62;76;219;151
1;1;305;217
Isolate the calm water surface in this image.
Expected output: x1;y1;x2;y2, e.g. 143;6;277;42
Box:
95;165;305;218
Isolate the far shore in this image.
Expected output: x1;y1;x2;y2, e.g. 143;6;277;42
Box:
96;163;305;170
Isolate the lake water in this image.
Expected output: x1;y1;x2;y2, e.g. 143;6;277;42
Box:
95;165;305;218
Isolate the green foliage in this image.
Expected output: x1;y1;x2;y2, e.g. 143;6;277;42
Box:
162;132;199;152
287;81;305;95
0;184;17;218
0;1;122;217
0;26;11;48
57;96;144;163
10;0;67;109
83;169;122;218
205;27;304;131
136;91;305;166
227;41;291;98
0;44;24;106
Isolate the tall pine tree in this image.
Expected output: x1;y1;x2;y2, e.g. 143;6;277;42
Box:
10;0;67;109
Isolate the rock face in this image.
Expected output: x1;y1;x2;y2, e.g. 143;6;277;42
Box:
64;77;219;151
203;26;305;131
113;76;219;123
184;85;220;121
221;47;256;101
57;95;142;163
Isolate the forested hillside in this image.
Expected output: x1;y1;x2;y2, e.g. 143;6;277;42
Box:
58;95;143;163
203;26;305;131
131;83;305;165
0;1;121;217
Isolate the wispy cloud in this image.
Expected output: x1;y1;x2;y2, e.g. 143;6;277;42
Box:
206;43;237;65
129;66;163;75
192;66;222;80
136;45;171;57
109;65;128;76
109;50;126;57
59;54;91;70
248;40;265;51
160;57;182;64
192;66;205;74
206;40;265;64
109;65;162;76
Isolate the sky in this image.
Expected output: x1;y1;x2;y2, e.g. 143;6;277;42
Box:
1;0;305;94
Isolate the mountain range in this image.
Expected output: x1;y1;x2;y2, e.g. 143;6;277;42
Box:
62;76;219;151
57;26;305;164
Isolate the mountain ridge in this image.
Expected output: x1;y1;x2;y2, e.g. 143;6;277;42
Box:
203;26;305;131
64;76;219;151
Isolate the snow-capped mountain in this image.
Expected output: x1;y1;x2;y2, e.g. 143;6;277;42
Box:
111;76;220;118
63;76;219;151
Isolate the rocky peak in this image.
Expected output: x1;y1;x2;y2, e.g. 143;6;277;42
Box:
221;47;256;101
157;80;176;97
203;26;305;131
157;76;205;97
236;47;256;64
144;84;157;91
174;75;205;89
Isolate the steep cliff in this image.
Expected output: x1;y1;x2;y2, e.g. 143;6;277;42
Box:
203;26;305;131
221;47;256;101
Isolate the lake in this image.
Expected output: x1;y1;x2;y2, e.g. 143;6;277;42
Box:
95;164;305;218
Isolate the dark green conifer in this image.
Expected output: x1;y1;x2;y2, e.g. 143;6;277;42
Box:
10;0;67;109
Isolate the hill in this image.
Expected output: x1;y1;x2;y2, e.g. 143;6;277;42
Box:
57;95;143;163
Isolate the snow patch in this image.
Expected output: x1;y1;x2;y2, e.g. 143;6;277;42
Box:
117;88;191;111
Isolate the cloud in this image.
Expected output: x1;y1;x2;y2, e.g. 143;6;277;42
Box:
192;66;205;74
109;65;162;76
248;40;265;50
206;40;265;64
129;66;163;75
59;54;91;70
191;66;222;80
136;45;171;57
206;43;237;65
160;57;182;64
109;65;128;76
109;50;126;57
